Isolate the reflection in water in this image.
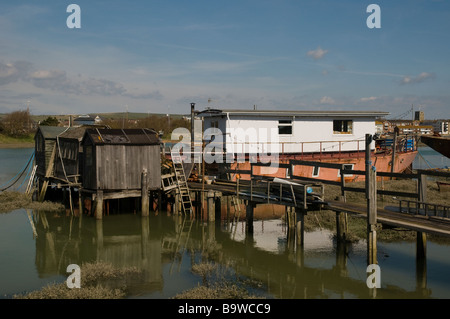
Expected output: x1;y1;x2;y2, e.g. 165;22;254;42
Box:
25;210;444;299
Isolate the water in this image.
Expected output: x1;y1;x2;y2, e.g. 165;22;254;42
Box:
1;147;450;299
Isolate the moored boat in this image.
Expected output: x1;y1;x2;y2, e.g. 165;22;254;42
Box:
168;108;418;182
421;135;450;159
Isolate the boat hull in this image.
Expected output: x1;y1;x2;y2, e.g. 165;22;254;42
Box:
226;150;418;182
421;135;450;159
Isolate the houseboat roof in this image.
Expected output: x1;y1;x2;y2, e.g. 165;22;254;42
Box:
82;128;160;145
35;126;69;140
58;125;108;141
197;109;390;118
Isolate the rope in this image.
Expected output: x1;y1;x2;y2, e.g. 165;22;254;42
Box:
417;149;436;169
0;151;35;192
0;151;35;189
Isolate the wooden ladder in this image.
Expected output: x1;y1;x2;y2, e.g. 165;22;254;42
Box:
25;164;38;196
171;152;193;215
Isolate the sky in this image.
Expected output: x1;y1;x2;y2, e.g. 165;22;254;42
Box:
0;0;449;119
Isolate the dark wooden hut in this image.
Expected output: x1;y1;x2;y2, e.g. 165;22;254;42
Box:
34;126;69;178
81;128;161;191
53;126;89;185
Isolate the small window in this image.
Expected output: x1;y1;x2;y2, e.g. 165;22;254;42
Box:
278;120;292;135
338;164;354;177
333;120;353;134
312;166;320;177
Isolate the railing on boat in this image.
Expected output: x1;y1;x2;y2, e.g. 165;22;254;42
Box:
162;134;417;160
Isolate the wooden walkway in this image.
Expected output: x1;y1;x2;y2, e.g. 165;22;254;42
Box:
326;200;450;237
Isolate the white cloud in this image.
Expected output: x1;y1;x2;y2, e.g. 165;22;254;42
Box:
320;96;335;104
360;96;377;102
400;72;435;85
307;47;328;60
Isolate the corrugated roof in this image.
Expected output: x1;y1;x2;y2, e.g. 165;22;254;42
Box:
35;126;68;139
197;109;390;118
83;128;160;145
58;125;108;141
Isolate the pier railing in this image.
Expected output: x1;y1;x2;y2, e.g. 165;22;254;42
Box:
222;159;450;218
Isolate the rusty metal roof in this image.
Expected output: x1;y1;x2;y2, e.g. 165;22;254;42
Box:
83;128;160;145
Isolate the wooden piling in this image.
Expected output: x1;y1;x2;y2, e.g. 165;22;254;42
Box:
296;208;305;247
417;172;427;260
246;201;254;234
207;190;215;222
141;169;149;216
95;190;103;220
366;134;377;265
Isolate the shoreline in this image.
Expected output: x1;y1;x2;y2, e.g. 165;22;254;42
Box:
0;142;34;149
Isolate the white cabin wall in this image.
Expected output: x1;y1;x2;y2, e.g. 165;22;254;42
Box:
204;115;376;155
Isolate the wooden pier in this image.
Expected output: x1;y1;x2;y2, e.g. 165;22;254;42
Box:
32;126;450;290
164;134;450;273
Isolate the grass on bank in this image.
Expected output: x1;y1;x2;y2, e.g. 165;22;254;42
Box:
0;133;34;146
0;191;65;214
14;262;143;299
302;178;450;242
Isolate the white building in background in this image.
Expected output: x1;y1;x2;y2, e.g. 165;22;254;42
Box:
422;120;449;135
197;109;389;155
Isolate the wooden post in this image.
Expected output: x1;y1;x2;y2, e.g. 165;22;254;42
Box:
366;134;377;265
390;128;398;180
226;196;231;226
215;196;221;225
141;169;149;216
246;201;254;234
95;190;103;220
207;190;215;222
416;171;427;290
158;190;162;212
296;208;305;247
38;145;57;202
336;196;348;243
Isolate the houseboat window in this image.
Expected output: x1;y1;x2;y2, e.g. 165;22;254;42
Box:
338;164;354;177
278;120;292;135
312;166;320;177
333;120;353;134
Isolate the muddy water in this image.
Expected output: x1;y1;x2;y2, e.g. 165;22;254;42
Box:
1;147;450;299
1;210;450;299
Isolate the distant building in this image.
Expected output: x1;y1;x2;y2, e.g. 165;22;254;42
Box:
422;119;449;135
396;125;433;135
415;111;425;122
73;115;96;127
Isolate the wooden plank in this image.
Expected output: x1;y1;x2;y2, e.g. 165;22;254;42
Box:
290;159;344;170
38;144;57;202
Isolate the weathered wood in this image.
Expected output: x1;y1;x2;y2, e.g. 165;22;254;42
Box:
390;129;398;179
417;172;427;261
141;170;149;216
246;201;254;234
207;190;215;222
366;134;377;265
296;208;305;247
95;190;103;220
38;144;57;202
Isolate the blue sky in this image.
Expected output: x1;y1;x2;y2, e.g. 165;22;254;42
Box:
0;0;449;119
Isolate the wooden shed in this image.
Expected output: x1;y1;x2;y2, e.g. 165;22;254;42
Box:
81;128;161;191
54;126;108;185
34;126;69;178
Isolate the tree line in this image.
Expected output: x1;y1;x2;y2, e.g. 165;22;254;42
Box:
1;110;191;139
